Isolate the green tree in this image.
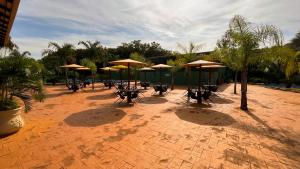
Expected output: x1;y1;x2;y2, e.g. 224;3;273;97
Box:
42;42;76;84
0;49;44;112
217;31;243;94
290;31;300;51
262;46;299;85
42;42;75;65
78;40;107;65
80;58;97;90
219;15;283;110
167;59;181;90
177;42;203;63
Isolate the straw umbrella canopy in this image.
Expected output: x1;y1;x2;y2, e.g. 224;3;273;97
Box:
76;67;90;71
110;59;146;89
151;64;172;84
60;64;84;92
185;60;220;103
100;67;118;71
60;64;84;69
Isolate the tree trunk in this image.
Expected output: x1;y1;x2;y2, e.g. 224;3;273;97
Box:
240;67;248;111
234;71;237;94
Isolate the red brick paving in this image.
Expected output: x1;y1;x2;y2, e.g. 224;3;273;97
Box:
0;83;300;169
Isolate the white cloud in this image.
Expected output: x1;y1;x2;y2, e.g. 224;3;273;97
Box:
12;0;300;59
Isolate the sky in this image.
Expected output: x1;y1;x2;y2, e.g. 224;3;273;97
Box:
11;0;300;59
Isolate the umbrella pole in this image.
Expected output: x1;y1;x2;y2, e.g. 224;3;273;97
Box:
127;64;130;89
134;68;137;88
144;71;147;90
198;66;202;104
160;68;162;85
208;69;211;85
187;67;191;90
120;69;122;85
73;70;76;92
109;69;112;89
127;63;131;103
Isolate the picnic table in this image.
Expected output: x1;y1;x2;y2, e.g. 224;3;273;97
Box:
117;88;139;103
188;88;212;102
153;84;168;95
140;81;150;90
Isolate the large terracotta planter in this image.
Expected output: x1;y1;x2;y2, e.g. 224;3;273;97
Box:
0;107;24;136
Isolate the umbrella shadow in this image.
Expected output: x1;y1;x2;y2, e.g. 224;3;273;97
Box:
141;96;168;104
210;95;234;104
64;107;126;127
175;108;236;126
86;93;116;100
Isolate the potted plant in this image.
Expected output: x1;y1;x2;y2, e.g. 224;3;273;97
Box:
0;50;44;136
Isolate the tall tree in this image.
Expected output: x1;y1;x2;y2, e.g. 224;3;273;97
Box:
290;31;300;51
42;42;75;66
177;42;203;63
42;42;75;84
78;41;104;64
217;31;243;94
219;15;283;110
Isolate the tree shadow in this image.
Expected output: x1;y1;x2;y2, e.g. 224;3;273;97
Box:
103;121;148;142
234;109;300;163
141;96;168;104
82;88;109;93
86;93;116;100
46;91;74;99
223;148;266;167
217;83;231;92
175;108;236;126
64;107;126;127
210;95;235;104
248;98;272;109
53;88;69;92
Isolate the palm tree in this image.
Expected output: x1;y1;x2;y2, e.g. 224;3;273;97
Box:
219;15;283;110
0;37;19;57
42;42;75;85
177;42;203;63
217;33;243;94
42;42;75;66
0;49;44;112
78;41;104;64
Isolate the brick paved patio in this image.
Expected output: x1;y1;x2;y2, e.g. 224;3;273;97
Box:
0;84;300;169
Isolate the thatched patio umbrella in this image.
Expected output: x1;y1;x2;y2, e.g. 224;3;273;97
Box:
110;59;146;89
100;67;118;89
60;64;84;92
185;60;220;103
151;64;172;84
